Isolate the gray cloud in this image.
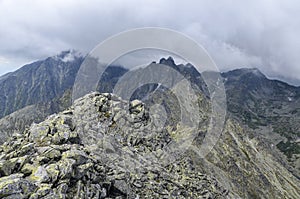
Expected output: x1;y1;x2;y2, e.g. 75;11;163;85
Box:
0;0;299;85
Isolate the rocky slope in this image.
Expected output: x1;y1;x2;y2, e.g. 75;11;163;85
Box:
0;92;299;198
222;68;300;176
0;88;72;142
0;92;228;198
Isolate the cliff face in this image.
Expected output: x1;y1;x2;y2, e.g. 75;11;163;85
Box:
0;92;299;198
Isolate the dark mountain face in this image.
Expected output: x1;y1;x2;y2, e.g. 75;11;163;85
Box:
0;52;130;142
0;50;84;118
222;68;300;175
223;68;300;134
222;68;300;104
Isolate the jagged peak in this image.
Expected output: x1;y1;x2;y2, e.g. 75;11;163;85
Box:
158;57;197;70
159;56;176;66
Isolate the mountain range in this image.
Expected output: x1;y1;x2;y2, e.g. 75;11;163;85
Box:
0;50;299;198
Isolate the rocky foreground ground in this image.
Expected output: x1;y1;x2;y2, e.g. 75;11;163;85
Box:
0;92;229;198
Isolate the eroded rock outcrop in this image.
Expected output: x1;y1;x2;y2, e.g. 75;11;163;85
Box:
0;92;228;198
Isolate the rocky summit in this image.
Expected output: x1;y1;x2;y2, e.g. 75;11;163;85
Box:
0;92;228;198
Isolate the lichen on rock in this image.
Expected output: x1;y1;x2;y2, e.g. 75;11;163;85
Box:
0;92;229;198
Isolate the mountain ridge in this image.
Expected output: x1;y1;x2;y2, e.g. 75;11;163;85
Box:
0;92;299;198
0;50;299;180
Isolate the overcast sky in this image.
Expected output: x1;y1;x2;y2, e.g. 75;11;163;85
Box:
0;0;299;85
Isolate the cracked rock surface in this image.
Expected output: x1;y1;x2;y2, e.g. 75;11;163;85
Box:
0;92;228;198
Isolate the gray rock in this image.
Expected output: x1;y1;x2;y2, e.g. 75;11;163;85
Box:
0;174;36;198
0;92;298;198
